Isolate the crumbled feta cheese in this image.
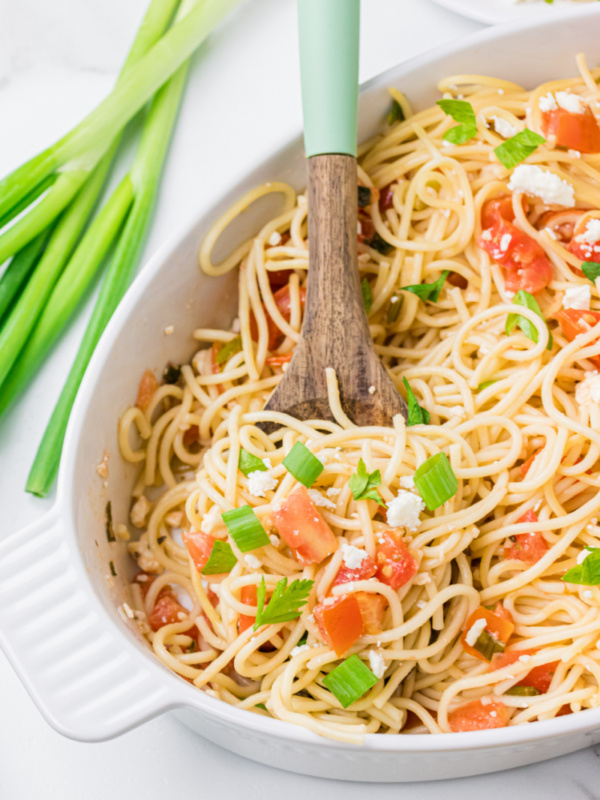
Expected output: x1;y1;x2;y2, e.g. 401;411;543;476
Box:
449;405;466;418
480;695;492;706
307;489;336;510
499;233;512;252
492;116;518;139
576;371;600;405
290;644;310;657
200;505;222;535
247;470;277;497
369;651;386;679
539;92;558;113
326;487;341;498
508;165;575;208
490;710;497;719
386;490;425;531
575;219;600;246
465;617;488;647
368;385;376;395
568;149;582;159
399;475;415;490
563;284;591;311
481;229;492;241
232;317;241;333
341;543;369;570
268;230;282;246
584;590;593;600
130;495;151;528
555;91;585;115
244;554;261;569
269;534;280;547
518;654;531;664
262;457;273;470
165;511;183;528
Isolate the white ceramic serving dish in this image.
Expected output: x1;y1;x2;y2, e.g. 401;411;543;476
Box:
431;0;600;25
2;8;600;783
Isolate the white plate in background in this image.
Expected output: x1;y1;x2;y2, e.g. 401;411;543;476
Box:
430;0;600;25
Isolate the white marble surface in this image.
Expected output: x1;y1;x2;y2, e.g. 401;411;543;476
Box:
0;1;598;797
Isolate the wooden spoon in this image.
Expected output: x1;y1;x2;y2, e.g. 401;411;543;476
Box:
264;0;407;427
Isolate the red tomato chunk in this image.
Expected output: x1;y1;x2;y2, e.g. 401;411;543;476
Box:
375;530;417;590
541;105;600;154
448;699;510;732
272;486;339;565
314;594;364;656
503;510;549;565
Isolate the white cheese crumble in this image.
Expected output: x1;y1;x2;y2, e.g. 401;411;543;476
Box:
539;92;558;113
307;488;336;510
492;116;518;139
556;91;586;115
562;284;591;311
247;469;277;498
268;534;280;547
576;371;600;405
399;475;416;490
200;505;223;535
326;487;341;498
508;165;575;208
369;651;386;679
130;495;151;528
518;654;531;664
584;590;593;600
244;554;261;569
341;543;370;570
465;617;488;647
499;233;512;252
290;644;310;657
575;218;600;246
449;405;466;418
268;230;282;246
480;229;492;241
386;490;425;531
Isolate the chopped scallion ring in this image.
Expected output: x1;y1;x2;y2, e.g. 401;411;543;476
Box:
283;441;324;487
414;452;458;511
322;654;379;708
222;505;270;552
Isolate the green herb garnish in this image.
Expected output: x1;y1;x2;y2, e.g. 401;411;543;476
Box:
105;500;115;543
322;654;379;708
255;702;268;711
361;277;373;314
581;262;600;283
414;452;458;511
358;186;372;208
388;98;405;126
222;506;270;553
473;629;505;661
109;561;117;577
162;362;181;384
202;539;237;575
349;458;385;506
253;576;314;631
506;290;553;351
401;270;449;303
505;685;540;696
216;336;242;366
283;441;324;487
494;129;545;170
364;232;394;255
387;293;403;324
562;547;600;586
437;99;477;145
239;448;267;478
477;380;498;392
403;377;431;426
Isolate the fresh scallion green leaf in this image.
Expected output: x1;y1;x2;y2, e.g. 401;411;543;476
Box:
436;99;477;145
222;506;270;553
0;228;53;327
297;631;309;647
255;703;268;711
403;377;431;426
506;290;553;351
414;452;458;511
477;380;498;391
364;231;394;255
401;270;449;303
215;336;242;366
283;441;324;487
357;186;372;208
322;654;378;708
505;685;540;696
388;99;405;126
386;293;403;324
253;576;314;630
473;629;505;661
349;459;385;506
361;277;373;314
239;449;268;477
562;547;600;585
201;539;237;575
494;129;545;170
581;262;600;283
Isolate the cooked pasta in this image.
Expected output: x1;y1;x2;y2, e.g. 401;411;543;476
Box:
118;55;600;742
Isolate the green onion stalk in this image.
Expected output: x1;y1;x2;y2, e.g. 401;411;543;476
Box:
23;0;240;496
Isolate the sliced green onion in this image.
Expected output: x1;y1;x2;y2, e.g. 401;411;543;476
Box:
401;270;449;304
357;186;372;208
239;448;268;477
364;231;394;255
254;576;313;630
202;539;237;575
283;441;323;487
222;506;270;553
436;99;477;145
388;98;405;126
361;277;373;314
386;293;403;324
322;654;378;708
581;261;600;282
505;685;540;697
105;500;115;543
494;129;545;170
216;335;242;365
473;629;505;661
506;290;553;351
403;377;431;426
0;228;53;326
414;452;458;511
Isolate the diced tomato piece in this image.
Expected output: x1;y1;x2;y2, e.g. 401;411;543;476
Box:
479;196;553;294
504;509;549;564
250;283;307;351
462;606;515;661
489;649;558;693
355;592;388;635
183;425;200;447
448;699;510;732
135;369;158;411
487;602;513;623
148;588;188;632
541;106;600;154
272;486;339;565
182;530;215;573
314;594;364;656
333;554;377;587
238;585;257;634
567;213;600;263
521;448;544;478
265;352;294;366
375;530;418;590
556;308;600;369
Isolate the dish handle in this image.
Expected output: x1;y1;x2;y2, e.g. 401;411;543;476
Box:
0;508;186;741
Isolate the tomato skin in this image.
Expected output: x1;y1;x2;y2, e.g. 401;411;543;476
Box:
448;699;510;732
504;510;549;564
541;107;600;153
182;530;215;573
314;594;364;656
489;650;558;693
333;554;377;587
375;530;418;590
272;486;339;565
556;308;600;369
355;592;388;635
479;196;553;294
250;284;307;351
238;584;257;634
265;352;294;366
135;369;158;411
462;607;515;661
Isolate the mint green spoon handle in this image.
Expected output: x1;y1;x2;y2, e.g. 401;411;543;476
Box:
297;0;360;158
